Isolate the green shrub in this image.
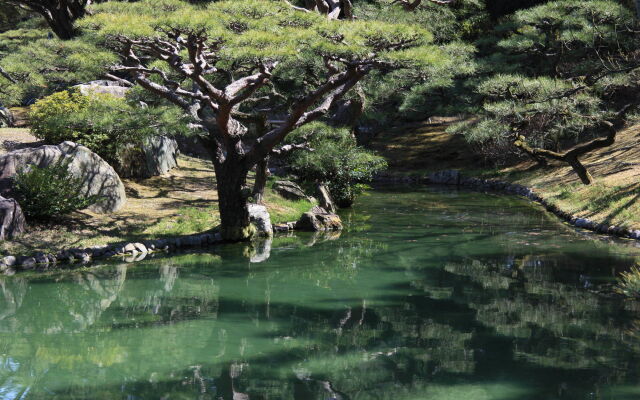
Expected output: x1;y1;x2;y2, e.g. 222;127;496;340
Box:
29;89;189;174
617;265;640;298
287;122;387;208
13;159;98;220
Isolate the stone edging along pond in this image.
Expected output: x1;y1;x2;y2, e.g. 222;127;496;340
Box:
0;232;224;275
0;203;346;274
0;219;311;274
375;169;640;243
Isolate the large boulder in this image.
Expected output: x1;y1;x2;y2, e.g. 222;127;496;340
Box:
295;207;343;232
0;196;25;240
274;180;312;201
118;135;179;178
248;204;273;237
0;141;126;213
143;136;179;176
75;82;179;178
316;183;336;214
75;80;130;98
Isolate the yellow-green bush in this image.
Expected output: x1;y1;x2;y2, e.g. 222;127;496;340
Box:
30;89;189;174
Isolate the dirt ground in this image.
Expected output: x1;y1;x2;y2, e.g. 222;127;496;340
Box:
0;128;308;255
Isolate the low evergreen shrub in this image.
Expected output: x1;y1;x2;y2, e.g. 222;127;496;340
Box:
13;159;98;220
29;89;189;174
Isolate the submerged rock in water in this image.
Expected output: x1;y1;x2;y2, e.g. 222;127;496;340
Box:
0;196;25;240
0;141;126;213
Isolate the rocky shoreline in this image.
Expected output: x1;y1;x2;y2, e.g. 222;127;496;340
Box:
0;206;342;275
375;169;640;242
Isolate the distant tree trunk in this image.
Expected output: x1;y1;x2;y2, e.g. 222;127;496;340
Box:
42;6;77;39
5;0;92;40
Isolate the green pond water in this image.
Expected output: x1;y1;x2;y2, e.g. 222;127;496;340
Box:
2;187;640;400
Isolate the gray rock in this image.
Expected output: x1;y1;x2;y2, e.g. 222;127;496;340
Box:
0;141;126;213
123;243;138;255
0;107;14;128
273;224;290;233
35;253;49;264
155;239;169;249
89;245;109;257
75;81;130;98
248;204;273;237
2;256;16;267
295;210;343;232
133;242;148;254
143;136;179;176
18;257;36;269
0;196;25;240
182;235;200;247
427;170;461;185
273;180;311;201
316;183;336;214
574;218;589;228
631;230;640;239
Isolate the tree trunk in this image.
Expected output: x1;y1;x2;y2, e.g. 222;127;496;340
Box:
253;156;269;205
566;156;593;185
214;161;255;241
42;8;78;40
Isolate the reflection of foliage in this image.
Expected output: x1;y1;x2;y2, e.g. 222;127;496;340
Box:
1;189;640;399
442;259;640;373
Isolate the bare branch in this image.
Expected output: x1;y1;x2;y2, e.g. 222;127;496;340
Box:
0;65;17;84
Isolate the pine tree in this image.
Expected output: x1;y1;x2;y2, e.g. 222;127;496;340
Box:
81;0;447;240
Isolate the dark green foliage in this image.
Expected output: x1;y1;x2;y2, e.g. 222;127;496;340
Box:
452;0;640;166
0;28;115;105
29;89;190;173
287;123;387;207
13;159;98;220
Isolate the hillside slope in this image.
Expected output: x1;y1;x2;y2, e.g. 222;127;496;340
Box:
371;121;640;229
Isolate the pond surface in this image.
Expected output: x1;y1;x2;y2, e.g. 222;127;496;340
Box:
2;187;640;399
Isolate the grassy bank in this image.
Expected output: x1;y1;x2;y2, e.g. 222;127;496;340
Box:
371;121;640;230
0;128;313;256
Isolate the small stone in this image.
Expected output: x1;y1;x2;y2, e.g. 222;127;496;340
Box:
133;242;148;254
35;253;49;264
19;257;36;270
123;243;138;255
89;245;109;257
2;256;16;267
631;230;640;239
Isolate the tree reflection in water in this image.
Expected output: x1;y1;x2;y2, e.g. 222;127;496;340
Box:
1;188;640;399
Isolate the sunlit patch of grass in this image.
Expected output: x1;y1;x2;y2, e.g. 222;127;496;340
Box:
545;180;640;228
265;190;315;224
140;205;221;238
617;264;640;298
